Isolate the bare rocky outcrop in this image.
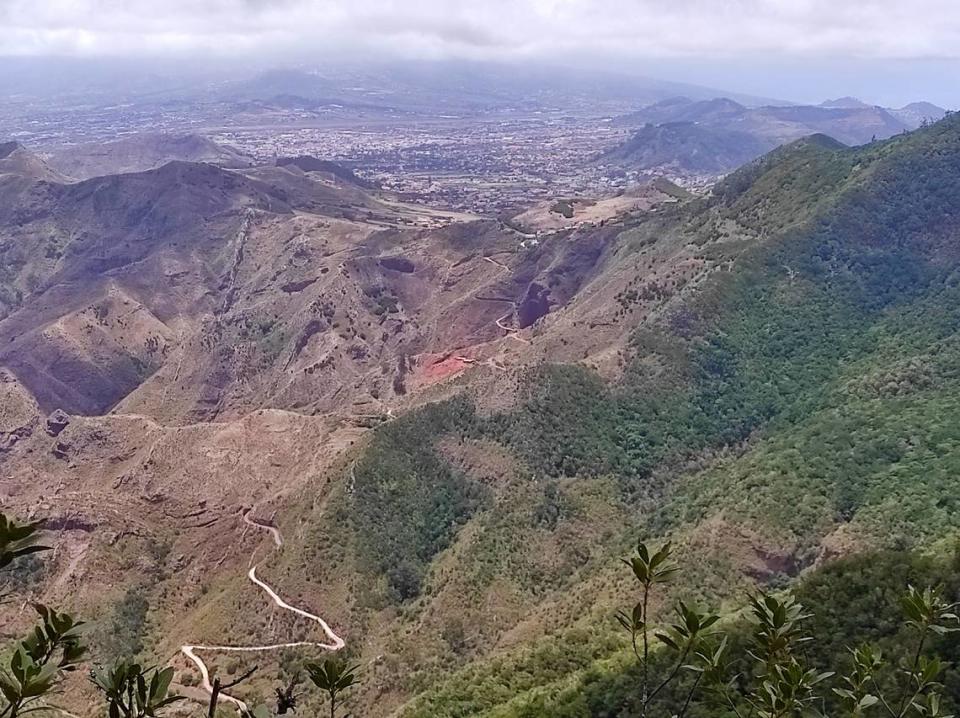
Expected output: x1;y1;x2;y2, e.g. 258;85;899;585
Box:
0;370;39;452
379;256;416;273
45;409;71;437
517;282;552;328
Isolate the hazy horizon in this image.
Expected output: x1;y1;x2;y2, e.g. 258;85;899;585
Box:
0;54;956;111
1;0;959;108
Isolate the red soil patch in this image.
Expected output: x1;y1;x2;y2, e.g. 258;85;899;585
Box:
417;351;473;385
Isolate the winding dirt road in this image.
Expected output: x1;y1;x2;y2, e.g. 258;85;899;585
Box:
180;509;344;713
495;311;531;344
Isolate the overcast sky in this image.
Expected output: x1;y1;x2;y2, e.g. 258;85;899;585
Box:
1;0;958;106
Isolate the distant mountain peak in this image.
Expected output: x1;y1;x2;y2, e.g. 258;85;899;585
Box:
704;96;748;110
897;101;948;116
889;102;949;129
821;96;873;109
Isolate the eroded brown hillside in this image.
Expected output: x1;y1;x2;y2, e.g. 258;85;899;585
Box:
0;138;710;714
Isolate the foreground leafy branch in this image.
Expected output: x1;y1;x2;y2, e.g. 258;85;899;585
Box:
617;541;683;717
830;586;959;718
0;515;50;573
306;658;360;718
0;513;86;718
0;605;86;718
89;659;182;718
618;541;960;718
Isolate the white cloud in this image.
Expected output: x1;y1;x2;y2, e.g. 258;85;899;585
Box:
0;0;958;59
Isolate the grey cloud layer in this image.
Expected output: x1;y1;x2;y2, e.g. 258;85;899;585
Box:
1;0;959;58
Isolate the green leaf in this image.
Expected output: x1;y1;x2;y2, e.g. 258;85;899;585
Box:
655;632;680;650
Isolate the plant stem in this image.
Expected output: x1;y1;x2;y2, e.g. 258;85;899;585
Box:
896;629;928;718
646;644;692;708
641;584;650;718
677;672;703;718
631;631;642;664
898;673;932;718
721;689;748;718
870;677;898;718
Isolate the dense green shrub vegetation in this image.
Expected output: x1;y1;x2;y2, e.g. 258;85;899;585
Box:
94;586;152;660
404;549;960;718
307;116;960;717
350;398;487;600
350;115;960;712
401;629;627;718
348;115;960;605
487;115;960;505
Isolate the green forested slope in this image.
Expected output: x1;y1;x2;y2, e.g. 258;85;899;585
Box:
405;550;960;718
316;115;960;716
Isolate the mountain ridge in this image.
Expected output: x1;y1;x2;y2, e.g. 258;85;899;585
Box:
3;114;960;717
46;133;256;180
602;94;947;177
